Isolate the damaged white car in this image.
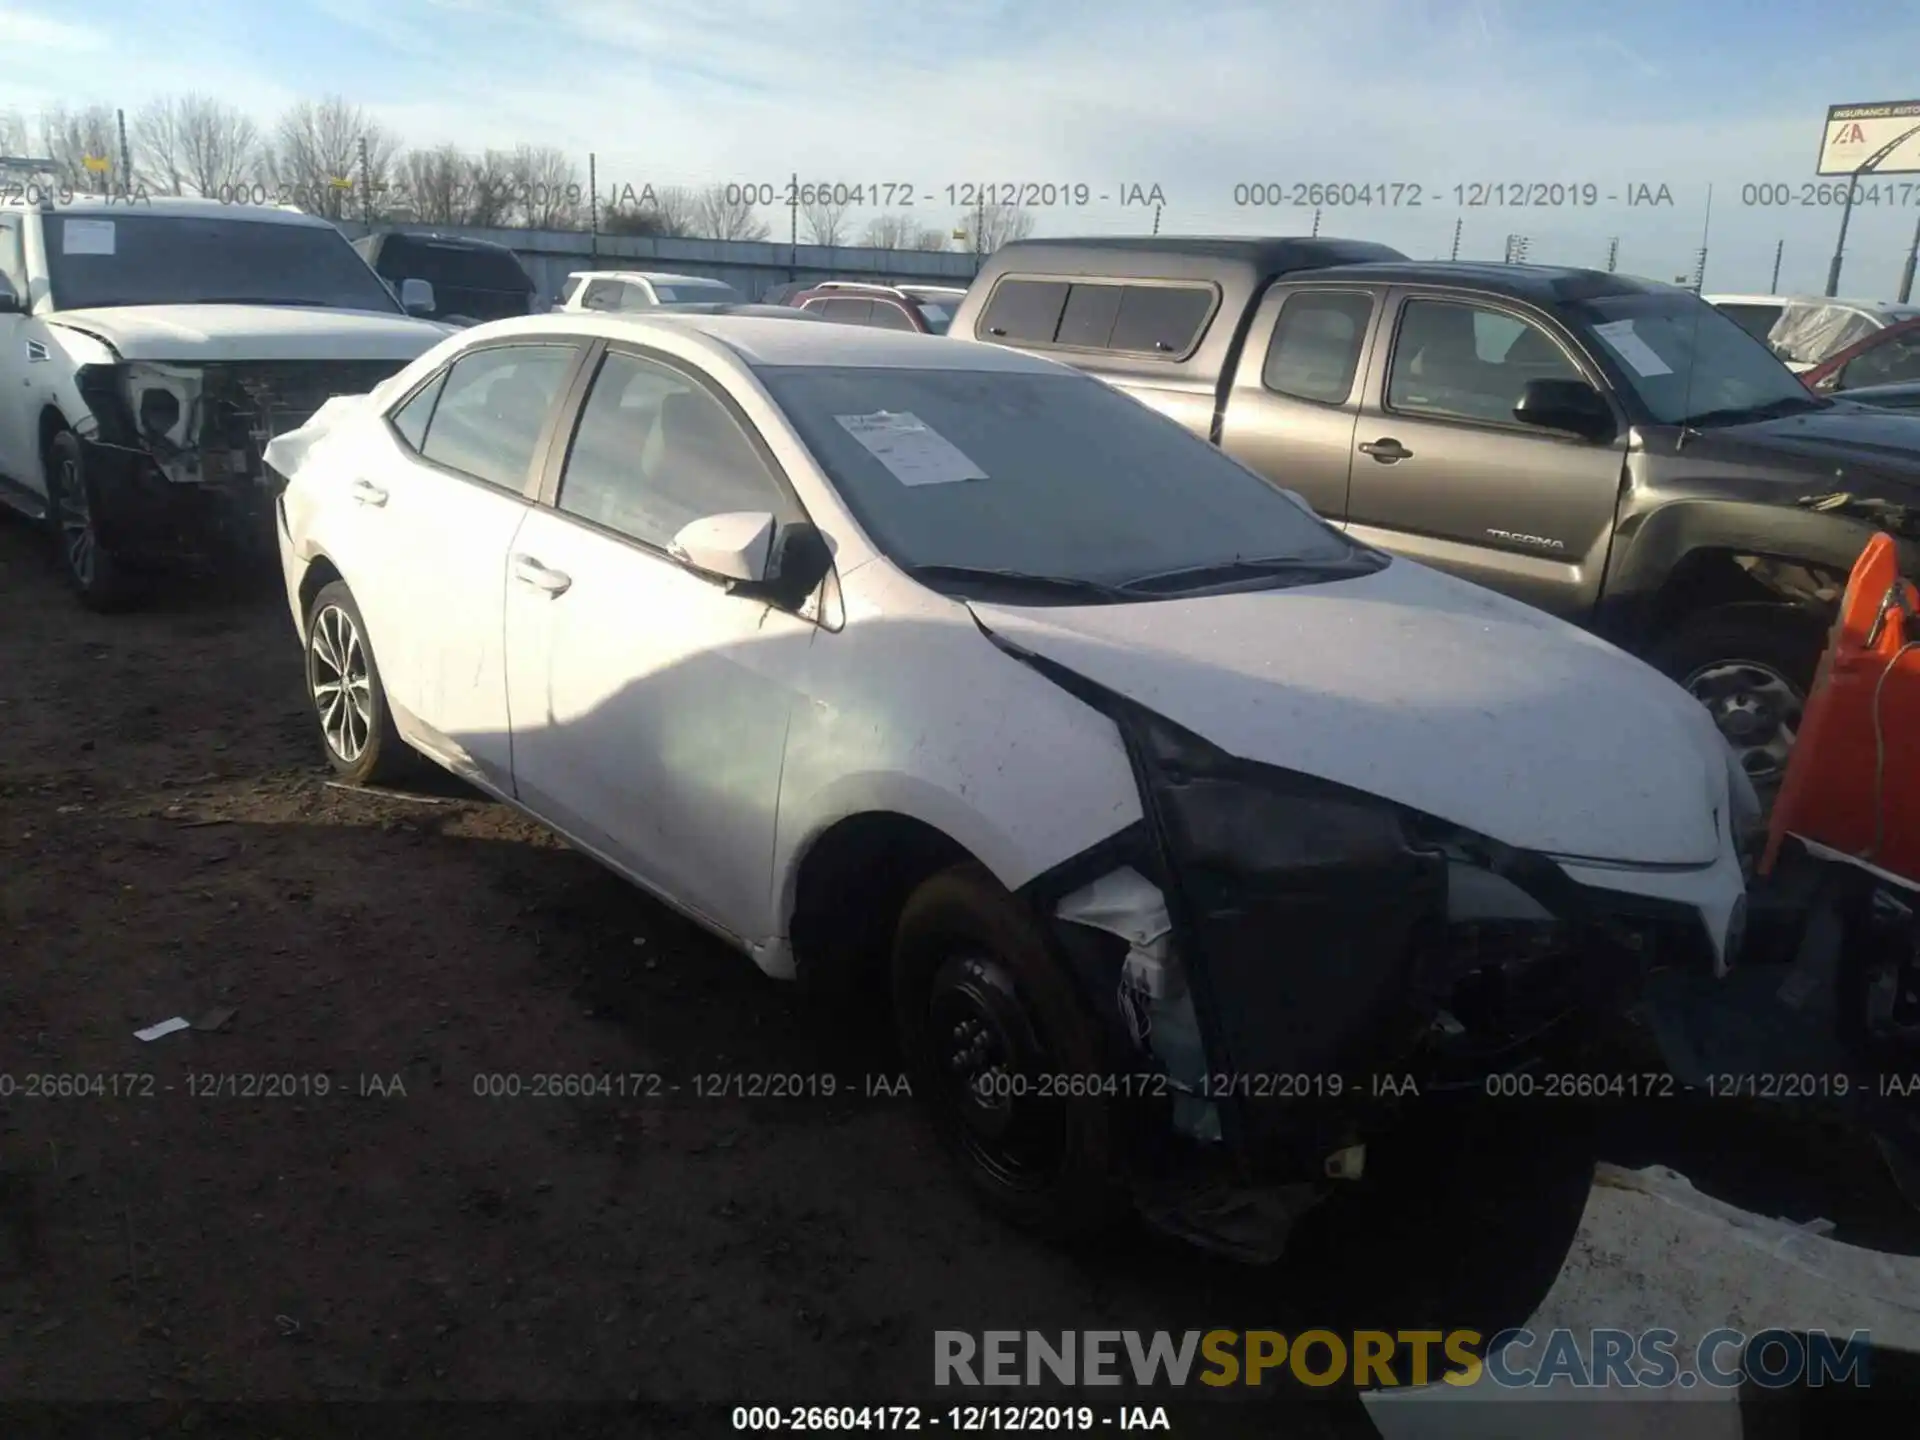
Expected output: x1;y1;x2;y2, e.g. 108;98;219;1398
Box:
0;195;450;610
268;313;1755;1256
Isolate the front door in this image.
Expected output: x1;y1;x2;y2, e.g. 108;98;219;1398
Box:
503;345;820;942
1344;290;1627;622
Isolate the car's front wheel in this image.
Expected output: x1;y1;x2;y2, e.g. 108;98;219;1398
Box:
891;863;1128;1240
45;431;140;611
303;579;412;785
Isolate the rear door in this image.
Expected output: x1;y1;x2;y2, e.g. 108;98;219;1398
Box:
1218;282;1385;524
1343;288;1627;622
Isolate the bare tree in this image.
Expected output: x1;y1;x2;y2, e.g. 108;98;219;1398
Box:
130;98;187;195
0;110;30;157
910;225;952;251
507;145;582;229
976;203;1036;252
648;184;700;237
691;183;770;242
860;212;917;248
393;145;469;224
176;95;262;197
267;97;397;220
801;199;851;247
461;149;517;229
40;105;121;192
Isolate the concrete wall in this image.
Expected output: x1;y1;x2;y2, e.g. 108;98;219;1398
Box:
334;220;983;305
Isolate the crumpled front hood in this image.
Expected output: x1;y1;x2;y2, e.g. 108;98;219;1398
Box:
972;558;1732;867
49;305;452;363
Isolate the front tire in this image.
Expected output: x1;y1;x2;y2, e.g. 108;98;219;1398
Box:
45;431;140;612
303;580;413;784
1646;602;1829;795
891;863;1128;1240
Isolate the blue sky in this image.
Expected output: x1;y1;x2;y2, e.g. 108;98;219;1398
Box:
10;0;1920;294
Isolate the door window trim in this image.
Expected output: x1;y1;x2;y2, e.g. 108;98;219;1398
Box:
381;337;595;500
1257;286;1380;407
973;273;1221;361
1377;289;1619;438
532;338;831;610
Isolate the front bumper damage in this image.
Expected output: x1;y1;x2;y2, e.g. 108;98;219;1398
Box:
1003;641;1746;1261
73;359;404;567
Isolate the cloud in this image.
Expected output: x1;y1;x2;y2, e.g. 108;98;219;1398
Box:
0;6;105;51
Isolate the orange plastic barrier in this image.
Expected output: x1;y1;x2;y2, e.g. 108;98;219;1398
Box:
1761;532;1920;882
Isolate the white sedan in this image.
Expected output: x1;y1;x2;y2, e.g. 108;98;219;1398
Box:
268;312;1751;1253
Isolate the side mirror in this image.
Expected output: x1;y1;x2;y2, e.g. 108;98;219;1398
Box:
765;521;834;608
1513;377;1615;441
399;278;435;316
670;511;776;584
0;274;23;314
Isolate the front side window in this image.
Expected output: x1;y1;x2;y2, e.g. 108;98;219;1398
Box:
1387;299;1584;424
555;349;797;550
558;275;584;306
1262;291;1374;404
814;297;874;324
416;344;575;490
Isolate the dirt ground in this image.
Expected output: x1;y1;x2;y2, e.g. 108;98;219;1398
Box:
1;507;1917;1427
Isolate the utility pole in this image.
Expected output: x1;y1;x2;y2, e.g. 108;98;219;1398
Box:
1901;213;1920;304
1605;236;1619;273
975;196;985;258
1152;202;1162;236
357;134;372;226
1771;238;1784;294
1310;206;1321;237
1828;123;1920;296
789;170;799;278
116;108;131;196
1450;217;1462;261
587;153;599;262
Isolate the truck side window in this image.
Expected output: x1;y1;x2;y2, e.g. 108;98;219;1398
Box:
1057;283;1124;348
977;279;1068;343
1107;284;1214;356
1262;291;1374;403
1387;299;1581;425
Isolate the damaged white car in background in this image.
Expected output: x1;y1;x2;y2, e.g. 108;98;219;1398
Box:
266;313;1755;1257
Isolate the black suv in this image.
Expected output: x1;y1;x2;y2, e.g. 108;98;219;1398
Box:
353;232;536;325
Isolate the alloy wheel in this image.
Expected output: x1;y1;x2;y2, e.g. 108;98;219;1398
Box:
53;454;96;589
1684;659;1804;787
309;604;374;764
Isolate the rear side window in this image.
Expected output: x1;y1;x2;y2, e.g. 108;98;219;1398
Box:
977;279;1069;343
814;297;875;324
417;344;575;490
1056;283;1124;348
1262;291;1374;403
389;369;448;451
868;301;918;331
1107;285;1215;356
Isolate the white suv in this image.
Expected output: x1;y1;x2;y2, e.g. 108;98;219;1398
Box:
0;195;450;609
552;269;745;312
267;312;1750;1253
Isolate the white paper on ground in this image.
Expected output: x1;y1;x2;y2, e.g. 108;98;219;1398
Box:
834;411;986;487
1591;319;1673;377
62;219;116;256
134;1016;191;1042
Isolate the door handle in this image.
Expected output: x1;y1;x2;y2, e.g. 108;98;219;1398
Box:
511;553;572;595
1359;438;1413;463
350;478;388;506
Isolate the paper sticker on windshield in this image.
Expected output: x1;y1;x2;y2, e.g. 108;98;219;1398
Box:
1591;319;1672;377
62;219;116;256
835;411;986;487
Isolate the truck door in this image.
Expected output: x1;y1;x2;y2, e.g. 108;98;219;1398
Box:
1219;283;1384;525
1343;287;1627;623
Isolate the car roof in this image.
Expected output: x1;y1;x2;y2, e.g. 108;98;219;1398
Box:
471;311;1067;371
379;231;520;255
2;194;329;227
566;269;734;285
1299;260;1681;302
995;234;1402;269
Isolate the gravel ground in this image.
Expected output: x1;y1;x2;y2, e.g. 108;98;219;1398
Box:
0;508;1914;1430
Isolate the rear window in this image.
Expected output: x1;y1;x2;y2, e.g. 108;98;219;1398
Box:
378;237;530;293
976;276;1214;356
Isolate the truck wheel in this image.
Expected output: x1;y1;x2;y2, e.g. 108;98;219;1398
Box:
303;580;414;785
45;431;140;612
891;863;1129;1241
1646;603;1829;791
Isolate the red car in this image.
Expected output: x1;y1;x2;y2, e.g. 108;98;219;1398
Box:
789;281;968;334
1802;314;1920;393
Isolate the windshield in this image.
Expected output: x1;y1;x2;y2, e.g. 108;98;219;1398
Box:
45;213;402;313
756;366;1363;592
1568;291;1823;426
653;280;742;304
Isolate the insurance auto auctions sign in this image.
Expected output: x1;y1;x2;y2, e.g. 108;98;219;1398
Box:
1819;100;1920;175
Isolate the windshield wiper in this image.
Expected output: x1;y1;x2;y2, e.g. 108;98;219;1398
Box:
903;564;1134;604
1117;554;1379;595
1677;394;1828;428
